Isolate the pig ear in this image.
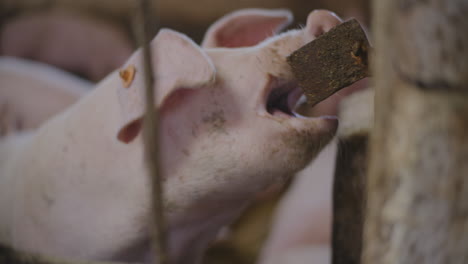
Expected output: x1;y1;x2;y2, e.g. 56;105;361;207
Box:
201;9;293;48
116;29;216;143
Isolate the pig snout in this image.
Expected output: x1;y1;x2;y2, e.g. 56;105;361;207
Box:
306;10;343;39
248;10;344;123
298;10;369;118
258;10;343;131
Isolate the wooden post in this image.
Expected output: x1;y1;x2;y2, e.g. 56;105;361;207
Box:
364;0;468;263
332;89;373;264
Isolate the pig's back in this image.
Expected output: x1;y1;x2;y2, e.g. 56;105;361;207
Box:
0;57;91;130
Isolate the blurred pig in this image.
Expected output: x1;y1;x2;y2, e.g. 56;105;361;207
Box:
0;57;90;134
0;10;133;82
0;9;342;263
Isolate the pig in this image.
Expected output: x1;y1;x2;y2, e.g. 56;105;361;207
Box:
1;10;133;82
0;57;90;133
0;9;342;263
1;0;370;44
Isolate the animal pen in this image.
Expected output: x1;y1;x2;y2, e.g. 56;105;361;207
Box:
0;0;467;263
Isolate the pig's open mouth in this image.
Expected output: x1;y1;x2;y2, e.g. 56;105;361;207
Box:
265;78;304;118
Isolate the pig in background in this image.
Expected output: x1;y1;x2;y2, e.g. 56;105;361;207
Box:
2;7;366;263
0;0;370;82
0;10;133;82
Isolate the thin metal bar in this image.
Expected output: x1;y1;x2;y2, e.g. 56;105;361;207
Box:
134;0;169;263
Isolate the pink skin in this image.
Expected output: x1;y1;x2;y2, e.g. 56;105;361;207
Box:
0;57;90;132
0;9;340;264
0;10;133;82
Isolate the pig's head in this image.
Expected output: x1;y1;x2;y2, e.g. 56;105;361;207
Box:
115;8;341;231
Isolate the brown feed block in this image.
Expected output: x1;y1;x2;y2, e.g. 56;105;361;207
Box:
287;19;370;106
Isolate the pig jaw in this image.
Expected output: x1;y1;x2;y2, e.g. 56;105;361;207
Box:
161;83;337;210
160;83;337;264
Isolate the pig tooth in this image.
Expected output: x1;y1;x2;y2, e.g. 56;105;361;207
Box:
287;87;304;112
292;109;308;119
292;94;307;118
295;94;307;109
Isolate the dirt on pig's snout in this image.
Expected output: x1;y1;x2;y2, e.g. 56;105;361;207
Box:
201;110;227;135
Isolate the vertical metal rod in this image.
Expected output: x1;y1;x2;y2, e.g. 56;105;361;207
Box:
134;0;169;263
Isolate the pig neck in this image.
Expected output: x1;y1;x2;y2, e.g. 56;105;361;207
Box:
40;70;142;158
14;69;252;260
27;70;148;189
4;71;157;260
25;70;246;262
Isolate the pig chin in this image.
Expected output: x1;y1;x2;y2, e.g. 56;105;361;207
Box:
275;124;336;171
256;77;339;170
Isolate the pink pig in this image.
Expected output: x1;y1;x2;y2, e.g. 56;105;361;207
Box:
0;9;341;263
1;10;133;82
0;57;90;133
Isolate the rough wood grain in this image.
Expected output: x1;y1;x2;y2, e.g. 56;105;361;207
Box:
363;0;468;263
287;19;370;106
